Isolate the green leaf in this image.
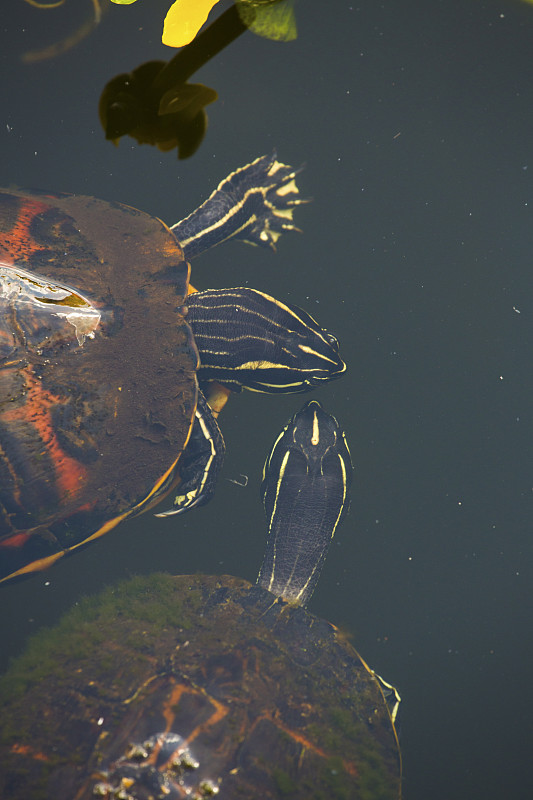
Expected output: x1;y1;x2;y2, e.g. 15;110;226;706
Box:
235;0;297;42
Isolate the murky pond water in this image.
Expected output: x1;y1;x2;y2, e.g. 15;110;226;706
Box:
1;1;532;798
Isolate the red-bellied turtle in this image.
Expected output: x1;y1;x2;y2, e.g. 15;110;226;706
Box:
0;154;345;583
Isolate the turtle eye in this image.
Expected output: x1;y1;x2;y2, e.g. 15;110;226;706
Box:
324;332;339;349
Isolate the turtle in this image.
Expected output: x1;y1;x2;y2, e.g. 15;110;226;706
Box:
0;153;345;584
0;400;402;800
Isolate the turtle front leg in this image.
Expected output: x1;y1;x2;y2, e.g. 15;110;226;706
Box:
171;152;306;260
155;391;225;517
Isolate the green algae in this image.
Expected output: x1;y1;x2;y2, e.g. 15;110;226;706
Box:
0;574;401;799
0;572;193;703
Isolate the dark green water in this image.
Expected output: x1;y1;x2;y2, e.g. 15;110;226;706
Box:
1;1;532;798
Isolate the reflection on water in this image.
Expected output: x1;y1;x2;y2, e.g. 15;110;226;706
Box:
0;263;102;347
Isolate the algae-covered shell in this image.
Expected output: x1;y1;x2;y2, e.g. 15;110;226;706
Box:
0;572;401;799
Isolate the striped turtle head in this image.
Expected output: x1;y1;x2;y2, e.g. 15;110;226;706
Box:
186;288;345;394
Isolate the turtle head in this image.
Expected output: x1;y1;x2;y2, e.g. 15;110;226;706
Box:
186;288;346;394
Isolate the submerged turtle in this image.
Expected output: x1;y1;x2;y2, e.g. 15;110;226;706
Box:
0;153;345;583
0;401;401;799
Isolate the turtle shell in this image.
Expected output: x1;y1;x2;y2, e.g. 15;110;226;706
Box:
0;573;402;799
0;190;198;580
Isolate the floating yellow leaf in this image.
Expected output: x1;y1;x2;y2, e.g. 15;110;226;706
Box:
163;0;223;48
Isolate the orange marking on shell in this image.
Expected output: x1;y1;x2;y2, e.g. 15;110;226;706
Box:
183;692;228;746
253;712;360;778
11;742;50;762
0;440;23;506
129;682;206;769
0;531;33;549
161;683;196;734
142;684;195;769
0;196;52;264
146;679;230;760
1;368;88;503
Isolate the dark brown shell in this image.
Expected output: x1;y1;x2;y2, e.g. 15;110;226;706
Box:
0;573;402;799
0;190;198;580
